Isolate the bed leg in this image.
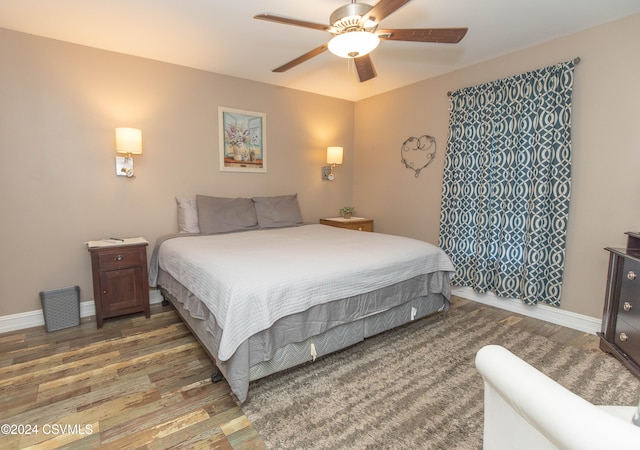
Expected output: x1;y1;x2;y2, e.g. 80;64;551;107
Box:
159;291;171;307
211;368;224;383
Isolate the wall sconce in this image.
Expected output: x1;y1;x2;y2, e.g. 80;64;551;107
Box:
115;127;142;177
322;146;343;181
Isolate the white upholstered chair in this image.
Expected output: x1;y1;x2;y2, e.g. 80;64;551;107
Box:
475;345;640;450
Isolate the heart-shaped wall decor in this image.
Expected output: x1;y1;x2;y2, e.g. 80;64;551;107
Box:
400;135;437;178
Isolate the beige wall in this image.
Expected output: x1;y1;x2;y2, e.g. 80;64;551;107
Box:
353;14;640;318
2;14;638;321
0;28;354;316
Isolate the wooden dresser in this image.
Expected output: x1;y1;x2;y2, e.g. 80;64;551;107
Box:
320;217;373;232
599;231;640;378
89;242;150;328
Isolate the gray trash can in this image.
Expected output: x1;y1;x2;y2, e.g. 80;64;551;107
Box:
39;286;80;332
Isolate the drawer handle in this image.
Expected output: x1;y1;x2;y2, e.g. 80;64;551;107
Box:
627;271;637;280
115;255;124;261
358;227;363;231
620;332;628;342
624;302;633;312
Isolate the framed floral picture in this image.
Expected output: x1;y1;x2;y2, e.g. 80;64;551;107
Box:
218;106;267;173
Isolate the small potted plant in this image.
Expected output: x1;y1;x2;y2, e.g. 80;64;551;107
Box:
339;206;356;219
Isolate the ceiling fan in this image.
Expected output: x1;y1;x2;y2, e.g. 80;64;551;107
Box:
254;0;468;83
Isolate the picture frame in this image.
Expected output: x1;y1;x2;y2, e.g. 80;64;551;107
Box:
218;106;267;173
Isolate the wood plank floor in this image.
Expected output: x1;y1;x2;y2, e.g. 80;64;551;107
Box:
0;302;266;450
0;296;601;449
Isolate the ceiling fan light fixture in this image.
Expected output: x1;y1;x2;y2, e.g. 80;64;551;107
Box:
255;1;467;82
328;31;380;58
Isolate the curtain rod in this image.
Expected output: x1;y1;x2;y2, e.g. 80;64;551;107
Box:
446;57;581;97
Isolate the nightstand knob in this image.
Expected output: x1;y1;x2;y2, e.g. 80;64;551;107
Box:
102;289;108;294
358;227;363;231
115;255;124;261
620;332;629;342
627;271;636;280
624;302;633;312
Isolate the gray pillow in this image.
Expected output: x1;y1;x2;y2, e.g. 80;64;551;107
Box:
253;194;303;228
196;195;258;234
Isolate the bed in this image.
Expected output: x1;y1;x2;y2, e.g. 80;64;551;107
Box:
149;194;455;402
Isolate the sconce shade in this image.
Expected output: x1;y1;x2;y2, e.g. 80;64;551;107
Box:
327;146;344;165
115;128;142;155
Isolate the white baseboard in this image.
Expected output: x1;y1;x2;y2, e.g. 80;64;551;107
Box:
452;286;602;335
0;290;164;334
2;288;600;336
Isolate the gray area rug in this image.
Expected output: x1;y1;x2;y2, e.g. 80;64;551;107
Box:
241;305;640;449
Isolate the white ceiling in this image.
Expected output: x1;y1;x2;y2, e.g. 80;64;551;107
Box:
1;0;639;101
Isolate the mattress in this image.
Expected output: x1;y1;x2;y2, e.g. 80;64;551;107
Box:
151;224;455;402
158;269;450;402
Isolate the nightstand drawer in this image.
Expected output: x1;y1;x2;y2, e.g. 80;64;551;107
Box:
97;247;144;271
340;221;373;232
320;217;373;232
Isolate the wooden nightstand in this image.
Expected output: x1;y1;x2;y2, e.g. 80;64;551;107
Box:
320;217;374;232
88;240;150;328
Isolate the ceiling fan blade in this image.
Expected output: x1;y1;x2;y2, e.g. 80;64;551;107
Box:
364;0;412;24
378;27;468;43
272;44;329;72
254;13;330;32
354;54;377;82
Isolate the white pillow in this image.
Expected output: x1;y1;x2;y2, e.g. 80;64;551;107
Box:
176;196;200;233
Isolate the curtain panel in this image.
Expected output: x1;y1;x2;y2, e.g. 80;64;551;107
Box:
439;60;575;306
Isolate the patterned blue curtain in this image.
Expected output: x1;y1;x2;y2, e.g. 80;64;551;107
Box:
439;60;575;306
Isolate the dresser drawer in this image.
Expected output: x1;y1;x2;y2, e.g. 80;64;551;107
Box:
618;258;640;323
96;247;144;271
615;316;640;363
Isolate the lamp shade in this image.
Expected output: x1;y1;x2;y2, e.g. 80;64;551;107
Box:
328;31;380;58
115;128;142;155
327;146;344;165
